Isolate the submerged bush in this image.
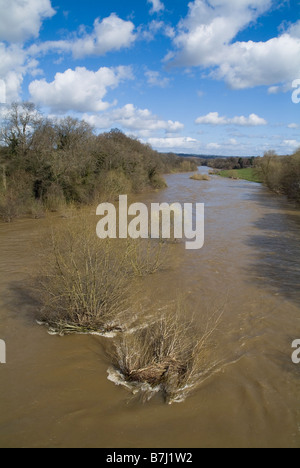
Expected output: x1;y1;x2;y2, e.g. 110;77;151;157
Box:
108;306;222;404
43;183;67;212
125;238;167;277
35;217;132;335
34;215;167;335
149;174;168;190
0;190;20;222
190;173;211;181
0;170;35;221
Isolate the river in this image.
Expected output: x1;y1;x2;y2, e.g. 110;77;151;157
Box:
0;169;299;448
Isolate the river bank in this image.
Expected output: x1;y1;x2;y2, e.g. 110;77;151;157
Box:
216;168;262;183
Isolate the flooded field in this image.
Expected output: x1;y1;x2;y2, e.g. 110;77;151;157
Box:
0;170;299;448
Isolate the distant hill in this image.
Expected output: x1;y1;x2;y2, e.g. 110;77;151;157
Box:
175;153;256;160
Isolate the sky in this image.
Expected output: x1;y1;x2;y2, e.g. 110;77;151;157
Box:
0;0;300;156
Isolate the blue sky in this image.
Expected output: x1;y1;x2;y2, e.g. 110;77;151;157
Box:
0;0;300;156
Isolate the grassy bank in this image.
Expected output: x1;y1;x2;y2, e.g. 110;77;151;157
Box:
218;168;262;183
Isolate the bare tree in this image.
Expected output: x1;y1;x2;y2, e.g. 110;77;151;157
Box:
1;102;42;159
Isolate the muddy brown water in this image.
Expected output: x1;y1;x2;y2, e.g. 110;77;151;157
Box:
0;170;299;448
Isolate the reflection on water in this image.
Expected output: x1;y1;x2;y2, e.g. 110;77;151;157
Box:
0;170;299;448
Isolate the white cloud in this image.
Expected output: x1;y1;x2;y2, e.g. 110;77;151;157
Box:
196;112;227;125
141;20;165;41
147;137;198;149
231;114;268;126
30;13;136;58
82;104;184;136
29;66;133;113
206;142;221;150
268;86;280;95
166;0;300;89
196;112;267;126
0;43;41;101
0;0;55;43
140;20;177;42
165;26;176;39
148;0;165;14
72;14;136;58
283;140;300;149
288;123;299;129
145;70;170;88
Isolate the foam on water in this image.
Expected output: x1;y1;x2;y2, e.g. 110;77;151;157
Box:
107;367;161;401
36;321;118;338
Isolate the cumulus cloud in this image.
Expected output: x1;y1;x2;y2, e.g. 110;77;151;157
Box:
0;1;57;101
82;104;184;136
166;0;300;89
145;70;170;88
0;43;41;101
147;137;198;150
283;139;300;149
30;13;136;58
288;123;299;129
148;0;165;14
29;66;133;113
195;112;267;126
0;0;55;43
72;14;136;58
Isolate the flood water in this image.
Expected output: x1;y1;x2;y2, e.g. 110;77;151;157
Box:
0;170;299;448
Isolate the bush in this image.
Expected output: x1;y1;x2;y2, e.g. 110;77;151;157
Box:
35;217;133;335
44;183;66;212
0;170;34;221
108;305;222;404
227;170;239;180
149;173;168;190
34;215;167;335
0;190;20;222
190;173;210;181
98;170;133;201
27;199;45;219
125;238;167;277
256;151;300;202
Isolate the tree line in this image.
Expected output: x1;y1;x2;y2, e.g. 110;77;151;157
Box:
0;103;197;222
204;156;257;170
256;150;300;203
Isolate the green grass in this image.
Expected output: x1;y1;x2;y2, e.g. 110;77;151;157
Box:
218;168;262;183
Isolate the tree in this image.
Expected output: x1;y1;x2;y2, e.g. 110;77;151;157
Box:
238;157;245;169
1;102;42;160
